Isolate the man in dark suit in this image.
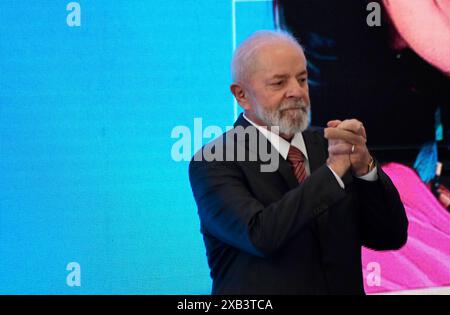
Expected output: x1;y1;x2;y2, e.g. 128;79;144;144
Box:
188;30;408;294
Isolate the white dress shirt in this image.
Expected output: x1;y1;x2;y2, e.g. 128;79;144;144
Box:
242;113;378;189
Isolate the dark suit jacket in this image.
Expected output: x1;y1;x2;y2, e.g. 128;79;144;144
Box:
189;113;408;294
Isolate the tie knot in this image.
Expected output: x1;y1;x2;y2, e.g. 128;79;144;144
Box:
287;145;305;163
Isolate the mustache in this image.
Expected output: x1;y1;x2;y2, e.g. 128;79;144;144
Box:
279;100;309;112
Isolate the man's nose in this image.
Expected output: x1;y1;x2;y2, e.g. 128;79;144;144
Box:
286;79;307;99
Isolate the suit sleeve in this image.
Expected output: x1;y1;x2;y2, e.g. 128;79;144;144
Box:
189;157;346;258
356;164;409;250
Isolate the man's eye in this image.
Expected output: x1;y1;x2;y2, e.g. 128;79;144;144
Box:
272;81;283;86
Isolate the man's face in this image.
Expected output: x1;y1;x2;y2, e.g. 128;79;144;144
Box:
244;42;311;137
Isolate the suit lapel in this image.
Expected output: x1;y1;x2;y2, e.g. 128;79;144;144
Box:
233;114;298;189
277;157;299;190
302;129;327;173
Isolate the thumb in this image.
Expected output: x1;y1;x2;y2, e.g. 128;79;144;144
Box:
327;120;342;128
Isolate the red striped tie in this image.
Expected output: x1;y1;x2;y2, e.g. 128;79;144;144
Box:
287;145;308;183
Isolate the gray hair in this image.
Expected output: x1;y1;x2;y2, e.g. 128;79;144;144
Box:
231;30;304;84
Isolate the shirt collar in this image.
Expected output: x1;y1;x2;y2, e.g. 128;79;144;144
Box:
242;113;309;161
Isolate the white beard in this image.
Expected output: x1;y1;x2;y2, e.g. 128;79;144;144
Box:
255;99;311;137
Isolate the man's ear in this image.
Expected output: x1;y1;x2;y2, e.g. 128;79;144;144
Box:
230;83;251;110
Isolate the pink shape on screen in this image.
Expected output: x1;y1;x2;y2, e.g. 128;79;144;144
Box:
383;0;450;76
362;162;450;293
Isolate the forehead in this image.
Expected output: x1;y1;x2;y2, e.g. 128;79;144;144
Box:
253;42;307;78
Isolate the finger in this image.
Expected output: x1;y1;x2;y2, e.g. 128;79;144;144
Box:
328;138;347;145
361;126;367;140
339;119;363;133
325;128;365;145
327;120;342;128
328;143;354;155
324;128;366;145
337;119;365;138
339;125;366;140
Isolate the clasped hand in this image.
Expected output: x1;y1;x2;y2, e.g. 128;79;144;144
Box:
324;119;373;178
